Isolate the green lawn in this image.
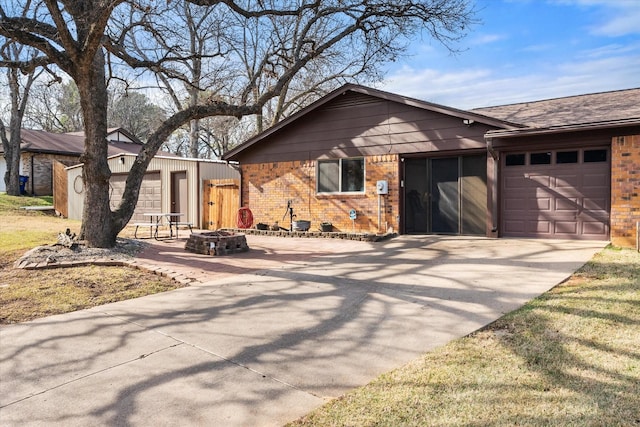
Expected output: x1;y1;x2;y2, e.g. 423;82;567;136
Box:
290;246;640;426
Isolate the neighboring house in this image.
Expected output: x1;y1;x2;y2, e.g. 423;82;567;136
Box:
0;127;144;196
222;84;640;247
0;125;242;230
64;153;241;230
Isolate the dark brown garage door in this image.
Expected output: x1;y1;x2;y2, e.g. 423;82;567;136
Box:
502;148;610;240
109;172;161;223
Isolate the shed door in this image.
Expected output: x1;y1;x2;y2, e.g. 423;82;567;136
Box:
171;171;188;214
502;148;610;239
110;172;161;223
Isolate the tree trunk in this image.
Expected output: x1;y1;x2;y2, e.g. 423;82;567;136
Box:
2;67;26;196
1;124;21;196
4;129;22;196
77;50;118;248
189;119;199;158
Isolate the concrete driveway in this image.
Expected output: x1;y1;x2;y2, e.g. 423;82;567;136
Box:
0;235;605;426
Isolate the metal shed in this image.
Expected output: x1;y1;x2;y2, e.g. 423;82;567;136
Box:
64;153;240;229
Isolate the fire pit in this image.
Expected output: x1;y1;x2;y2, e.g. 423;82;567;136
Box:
185;231;249;256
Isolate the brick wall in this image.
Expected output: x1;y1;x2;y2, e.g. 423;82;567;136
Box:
241;154;399;233
20;153;79;196
610;134;640;248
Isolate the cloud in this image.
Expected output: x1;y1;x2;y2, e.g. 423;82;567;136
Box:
581;41;640;58
592;9;640;37
471;34;506;45
556;0;640;36
380;67;492;105
520;43;556;53
377;1;640;109
380;53;640;109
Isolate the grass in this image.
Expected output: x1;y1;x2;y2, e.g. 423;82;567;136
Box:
0;193;183;324
0;193;77;266
290;246;640;426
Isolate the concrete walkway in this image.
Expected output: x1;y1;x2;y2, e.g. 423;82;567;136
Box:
0;235;605;426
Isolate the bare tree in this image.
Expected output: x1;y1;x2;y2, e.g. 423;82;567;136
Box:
55;81;84;132
107;88;166;142
0;50;38;195
1;0;474;247
0;0;48;195
22;78;66;132
232;4;389;131
110;2;233;157
26;80;84;133
197;115;243;158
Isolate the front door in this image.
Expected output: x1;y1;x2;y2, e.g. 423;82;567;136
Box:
430;157;459;233
404;155;487;235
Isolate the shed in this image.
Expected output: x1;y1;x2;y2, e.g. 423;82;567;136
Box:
64;153;240;230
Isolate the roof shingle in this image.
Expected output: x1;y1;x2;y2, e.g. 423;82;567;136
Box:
473;88;640;128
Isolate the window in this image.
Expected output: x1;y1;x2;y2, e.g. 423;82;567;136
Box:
584;149;607;163
556;151;578;164
530;152;551;165
505;153;525;166
317;158;364;193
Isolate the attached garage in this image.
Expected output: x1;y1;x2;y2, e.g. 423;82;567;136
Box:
501;148;610;239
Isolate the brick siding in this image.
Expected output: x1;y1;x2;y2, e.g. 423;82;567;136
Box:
241;155;399;233
20;153;79;196
610;134;640;248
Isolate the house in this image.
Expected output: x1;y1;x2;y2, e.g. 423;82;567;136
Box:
0;127;144;195
0;126;242;230
63;153;241;230
222;84;640;247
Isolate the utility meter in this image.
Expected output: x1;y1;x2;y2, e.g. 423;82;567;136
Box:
376;180;388;195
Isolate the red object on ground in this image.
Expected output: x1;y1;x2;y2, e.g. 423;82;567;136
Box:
237;207;254;229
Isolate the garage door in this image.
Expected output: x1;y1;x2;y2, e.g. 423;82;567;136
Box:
502;148;610;240
109;172;161;223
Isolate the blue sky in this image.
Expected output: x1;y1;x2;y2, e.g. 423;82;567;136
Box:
380;0;640;109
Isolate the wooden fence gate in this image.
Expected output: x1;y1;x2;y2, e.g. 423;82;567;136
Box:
202;179;240;230
53;160;69;217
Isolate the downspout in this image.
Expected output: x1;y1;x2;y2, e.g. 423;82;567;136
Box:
30;154;35;196
197;162;201;229
486;137;499;234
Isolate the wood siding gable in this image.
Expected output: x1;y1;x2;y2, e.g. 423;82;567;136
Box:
233;91;500;164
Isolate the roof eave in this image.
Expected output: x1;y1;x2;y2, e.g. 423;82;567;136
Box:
20;147;83;156
107;127;143;144
349;86;524;130
222;84;522;161
223;84;360;160
486;118;640;139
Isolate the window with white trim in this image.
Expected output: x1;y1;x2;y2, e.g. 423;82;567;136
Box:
317;158;364;193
